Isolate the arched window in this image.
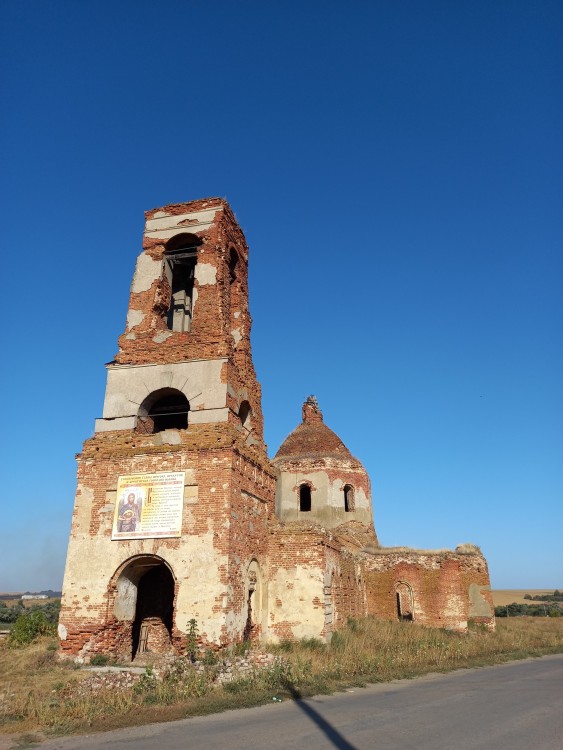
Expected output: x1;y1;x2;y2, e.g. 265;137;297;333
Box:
299;484;312;512
163;233;202;332
343;484;355;512
137;388;189;434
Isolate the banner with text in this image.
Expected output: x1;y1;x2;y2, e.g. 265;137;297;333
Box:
111;471;185;540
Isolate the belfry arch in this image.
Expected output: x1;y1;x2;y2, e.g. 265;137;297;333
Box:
112;555;176;659
163;232;202;332
137;388;190;433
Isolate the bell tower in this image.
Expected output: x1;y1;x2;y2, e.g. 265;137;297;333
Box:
59;198;275;662
95;197;265;447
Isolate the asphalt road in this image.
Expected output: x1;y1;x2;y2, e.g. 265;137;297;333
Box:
38;654;563;750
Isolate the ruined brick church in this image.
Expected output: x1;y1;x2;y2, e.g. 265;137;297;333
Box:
59;198;494;661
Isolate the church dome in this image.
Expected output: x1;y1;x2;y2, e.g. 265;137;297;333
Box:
274;396;357;464
273;396;375;534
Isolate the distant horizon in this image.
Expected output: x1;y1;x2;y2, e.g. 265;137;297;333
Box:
3;587;562;597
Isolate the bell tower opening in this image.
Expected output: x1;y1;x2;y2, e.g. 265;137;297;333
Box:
164;233;202;332
132;563;175;658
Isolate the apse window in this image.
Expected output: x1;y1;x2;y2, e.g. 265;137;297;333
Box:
299;484;312;512
343;484;355;512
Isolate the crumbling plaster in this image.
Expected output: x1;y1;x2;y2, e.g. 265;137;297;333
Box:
172;529;229;641
268;564;325;642
131;254;161;294
468;582;494;618
127;309;145;330
194;263;217;286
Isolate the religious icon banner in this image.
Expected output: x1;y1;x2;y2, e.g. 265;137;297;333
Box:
111;471;185;540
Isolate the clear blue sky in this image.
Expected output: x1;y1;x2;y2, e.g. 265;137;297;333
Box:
1;1;561;592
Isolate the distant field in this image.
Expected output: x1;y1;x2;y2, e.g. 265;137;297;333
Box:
0;597;60;609
491;590;558;606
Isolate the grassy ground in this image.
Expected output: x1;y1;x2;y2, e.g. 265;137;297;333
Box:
0;617;562;743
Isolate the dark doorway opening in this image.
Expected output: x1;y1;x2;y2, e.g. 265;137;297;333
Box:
132;563;175;659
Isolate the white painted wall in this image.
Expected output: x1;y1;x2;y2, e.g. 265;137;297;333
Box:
275;466;373;529
95;359;228;431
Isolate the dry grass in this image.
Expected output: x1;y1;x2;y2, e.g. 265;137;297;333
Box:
0;639;84;734
491;590;557;606
0;617;562;742
277;616;563;695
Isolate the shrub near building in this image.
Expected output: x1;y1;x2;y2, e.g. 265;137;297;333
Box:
7;601;61;646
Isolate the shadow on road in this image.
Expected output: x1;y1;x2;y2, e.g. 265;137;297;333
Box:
282;680;358;750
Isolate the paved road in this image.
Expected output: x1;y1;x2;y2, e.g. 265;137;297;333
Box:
38;655;563;750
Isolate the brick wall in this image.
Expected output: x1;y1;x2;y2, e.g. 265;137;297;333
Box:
362;548;494;631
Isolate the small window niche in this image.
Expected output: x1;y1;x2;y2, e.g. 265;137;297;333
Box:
343;484;355;512
137;389;190;434
163;233;202;332
299;484;312;512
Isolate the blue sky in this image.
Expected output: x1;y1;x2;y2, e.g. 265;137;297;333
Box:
1;1;561;592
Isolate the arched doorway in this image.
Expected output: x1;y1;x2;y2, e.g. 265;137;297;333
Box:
113;555;176;660
395;581;414;622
